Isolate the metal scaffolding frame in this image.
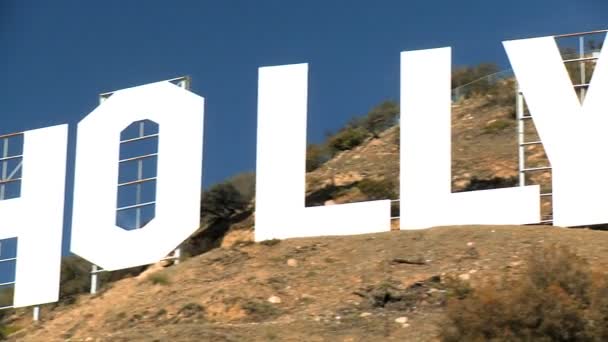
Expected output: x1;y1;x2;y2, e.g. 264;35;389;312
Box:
517;29;607;225
0;132;23;201
90;76;190;294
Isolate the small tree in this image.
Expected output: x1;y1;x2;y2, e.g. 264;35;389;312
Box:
200;182;247;224
363;101;399;137
306;144;331;172
327;126;369;152
226;172;255;203
452;63;500;95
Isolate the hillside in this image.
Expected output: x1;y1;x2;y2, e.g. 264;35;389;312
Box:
219;92;551;246
8;225;608;341
0;81;563;340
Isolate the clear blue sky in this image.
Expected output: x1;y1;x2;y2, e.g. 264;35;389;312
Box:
1;1;606;189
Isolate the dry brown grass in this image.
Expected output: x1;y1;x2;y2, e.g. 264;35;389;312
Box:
441;244;608;341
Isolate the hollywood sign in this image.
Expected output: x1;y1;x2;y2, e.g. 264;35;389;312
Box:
0;33;606;308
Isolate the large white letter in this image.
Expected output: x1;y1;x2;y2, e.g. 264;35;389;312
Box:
400;47;540;229
504;34;608;226
71;81;204;270
255;64;391;241
0;125;67;307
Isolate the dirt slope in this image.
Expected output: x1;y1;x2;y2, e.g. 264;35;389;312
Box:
307;94;549;193
10;225;608;341
4;94;562;340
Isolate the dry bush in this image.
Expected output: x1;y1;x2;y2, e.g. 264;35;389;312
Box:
441;244;608;341
147;273;171;286
482;119;515;135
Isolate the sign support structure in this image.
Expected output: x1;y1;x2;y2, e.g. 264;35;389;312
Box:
516;29;607;225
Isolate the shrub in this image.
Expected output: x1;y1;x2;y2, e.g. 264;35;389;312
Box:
484;78;517;117
147;273;170;286
441;244;608;341
0;324;21;338
588;275;608;339
59;256;92;302
363;100;399;137
242;299;280;321
482;119;514;135
452;63;517;117
452;63;501;96
305;99;399;170
356;178;397;200
227;172;255;203
259;239;281;247
177;303;204;318
328;126;369;152
461;176;518;192
200;181;247;224
527;245;592;303
306;144;331;172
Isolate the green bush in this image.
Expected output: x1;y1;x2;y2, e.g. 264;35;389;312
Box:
181;172;256;259
363;101;399;137
306;144;331;172
452;63;517;116
441;244;608;341
484;78;517;117
452;63;501;96
328;126;369;152
147;273;170;286
226;172;255;203
200;181;247;224
356;178;397;200
304;100;399;171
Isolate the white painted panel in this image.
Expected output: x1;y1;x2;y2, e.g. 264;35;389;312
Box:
400;47;540;229
0;125;68;307
71;81;204;271
255;64;391;241
504;34;608;226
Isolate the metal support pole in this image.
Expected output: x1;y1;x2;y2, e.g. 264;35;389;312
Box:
516;84;526;187
33;306;40;321
579;36;586;101
1;138;8;200
90;265;98;294
88;94;109;295
170;77;190;263
173;247;181;265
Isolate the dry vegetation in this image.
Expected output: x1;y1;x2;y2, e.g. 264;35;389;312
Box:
2;60;606;340
5;226;608;341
